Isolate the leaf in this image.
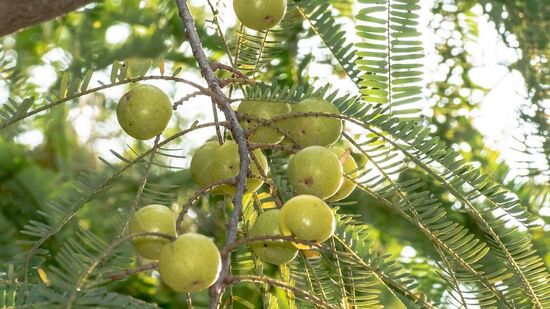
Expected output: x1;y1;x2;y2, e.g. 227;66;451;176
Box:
172;66;182;77
118;61;129;82
110;61;120;83
59;72;70;98
81;70;93;92
159;58;165;76
11;97;34;121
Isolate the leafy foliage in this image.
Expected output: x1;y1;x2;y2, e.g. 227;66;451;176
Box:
0;0;549;308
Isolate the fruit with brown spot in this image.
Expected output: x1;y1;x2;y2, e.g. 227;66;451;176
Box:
233;0;287;31
117;84;172;140
287;146;343;199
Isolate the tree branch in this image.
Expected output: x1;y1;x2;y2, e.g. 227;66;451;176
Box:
108;262;159;281
173;1;250;307
0;0;95;37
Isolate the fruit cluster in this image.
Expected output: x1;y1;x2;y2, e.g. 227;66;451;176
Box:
119;0;359;294
189;96;358;268
118;82;360;293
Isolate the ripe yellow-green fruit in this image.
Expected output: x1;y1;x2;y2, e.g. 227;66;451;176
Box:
279;195;336;248
287;146;344;199
238;100;291;144
210;141;269;195
233;0;287;31
250;209;298;265
159;233;221;293
327;147;358;202
283;98;342;147
129;204;176;260
190;141;225;195
117;84;172;140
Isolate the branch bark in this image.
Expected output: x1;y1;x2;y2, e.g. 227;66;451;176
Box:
0;0;94;37
173;0;250;307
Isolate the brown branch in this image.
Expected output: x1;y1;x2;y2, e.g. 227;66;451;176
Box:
0;0;95;36
173;1;250;307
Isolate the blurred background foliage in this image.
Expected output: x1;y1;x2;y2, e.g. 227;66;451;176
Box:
0;0;548;307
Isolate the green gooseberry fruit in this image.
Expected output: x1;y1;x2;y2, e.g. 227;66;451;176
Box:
238;100;291;145
282;98;342;147
250;209;298;265
279;195;336;248
159;233;221;293
233;0;287;31
117;84;173;140
210;141;269;195
327;147;358;202
129;204;176;260
190;141;225;195
287;146;343;199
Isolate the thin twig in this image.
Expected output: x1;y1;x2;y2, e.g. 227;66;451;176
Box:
248;143;300;153
173;91;205;110
108;262;159;281
210;62;248;80
211;99;224;144
219;78;255;88
176;178;237;235
120;135;161;235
